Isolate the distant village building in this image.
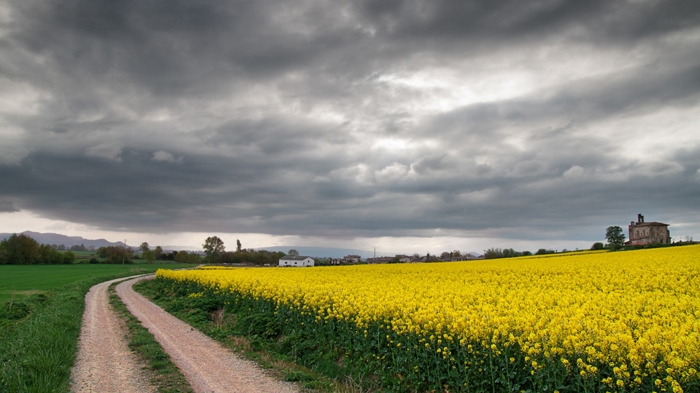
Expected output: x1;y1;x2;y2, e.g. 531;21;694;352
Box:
366;256;394;264
279;255;315;267
628;214;670;245
329;255;362;265
344;254;361;263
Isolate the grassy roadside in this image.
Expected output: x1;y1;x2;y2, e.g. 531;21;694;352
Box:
133;279;359;393
1;276;118;392
108;282;193;393
0;264;197;393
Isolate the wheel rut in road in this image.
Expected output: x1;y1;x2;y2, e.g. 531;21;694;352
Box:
115;275;299;393
72;274;299;393
71;276;157;393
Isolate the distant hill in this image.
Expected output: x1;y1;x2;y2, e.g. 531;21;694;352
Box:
0;231;125;249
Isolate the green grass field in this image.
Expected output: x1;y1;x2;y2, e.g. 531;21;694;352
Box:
0;263;196;303
0;263;198;392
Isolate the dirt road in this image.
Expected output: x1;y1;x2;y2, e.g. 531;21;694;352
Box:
115;275;299;393
71;276;157;393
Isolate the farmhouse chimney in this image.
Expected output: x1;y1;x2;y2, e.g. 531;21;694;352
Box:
637;213;644;223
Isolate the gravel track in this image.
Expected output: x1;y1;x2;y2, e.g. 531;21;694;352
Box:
72;274;300;393
71;276;157;393
115;275;300;393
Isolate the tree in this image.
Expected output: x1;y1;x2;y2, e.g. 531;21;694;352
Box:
140;242;150;254
236;239;242;253
143;250;156;263
154;246;163;260
70;244;87;251
96;246;133;264
63;251;76;264
484;248;503;259
174;250;189;263
288;249;299;256
0;234;40;264
203;236;225;262
605;226;626;251
502;248;518;258
591;242;605;250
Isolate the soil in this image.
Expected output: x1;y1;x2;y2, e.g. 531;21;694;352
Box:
70;276;157;393
72;274;299;393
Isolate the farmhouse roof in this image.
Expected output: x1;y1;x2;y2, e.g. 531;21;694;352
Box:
632;221;669;227
280;255;312;260
630;213;668;227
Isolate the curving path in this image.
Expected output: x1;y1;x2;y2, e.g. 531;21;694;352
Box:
71;276;157;393
115;275;299;393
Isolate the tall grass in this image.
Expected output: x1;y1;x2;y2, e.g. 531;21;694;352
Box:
0;279;92;392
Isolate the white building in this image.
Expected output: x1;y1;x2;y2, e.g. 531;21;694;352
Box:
279;255;315;267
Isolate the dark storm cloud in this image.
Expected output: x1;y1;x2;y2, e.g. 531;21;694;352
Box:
0;199;17;213
6;0;364;96
357;0;700;44
1;0;699;243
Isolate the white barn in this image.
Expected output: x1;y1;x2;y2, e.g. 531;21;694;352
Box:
279;255;315;267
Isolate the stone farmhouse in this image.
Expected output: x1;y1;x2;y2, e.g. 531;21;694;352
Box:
279;255;315;267
627;213;670;245
329;254;362;265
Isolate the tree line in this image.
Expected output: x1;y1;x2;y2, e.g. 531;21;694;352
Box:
0;233;203;265
90;243;202;264
136;242;202;264
47;244;96;251
0;234;75;264
483;248;535;259
202;236;285;265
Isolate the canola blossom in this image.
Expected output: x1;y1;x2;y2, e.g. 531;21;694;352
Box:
157;245;700;392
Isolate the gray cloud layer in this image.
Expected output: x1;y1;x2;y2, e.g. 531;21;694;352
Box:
1;0;699;242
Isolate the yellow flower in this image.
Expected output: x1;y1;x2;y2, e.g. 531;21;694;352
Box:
156;244;700;389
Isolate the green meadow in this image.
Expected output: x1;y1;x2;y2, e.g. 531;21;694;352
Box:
0;263;195;303
0;263;197;392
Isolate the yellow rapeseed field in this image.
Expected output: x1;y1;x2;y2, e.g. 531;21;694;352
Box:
157;245;700;391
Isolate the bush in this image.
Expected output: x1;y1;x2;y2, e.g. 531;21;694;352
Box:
63;251;76;264
591;242;605;251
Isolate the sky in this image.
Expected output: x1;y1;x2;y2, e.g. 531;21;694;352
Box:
1;0;699;255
